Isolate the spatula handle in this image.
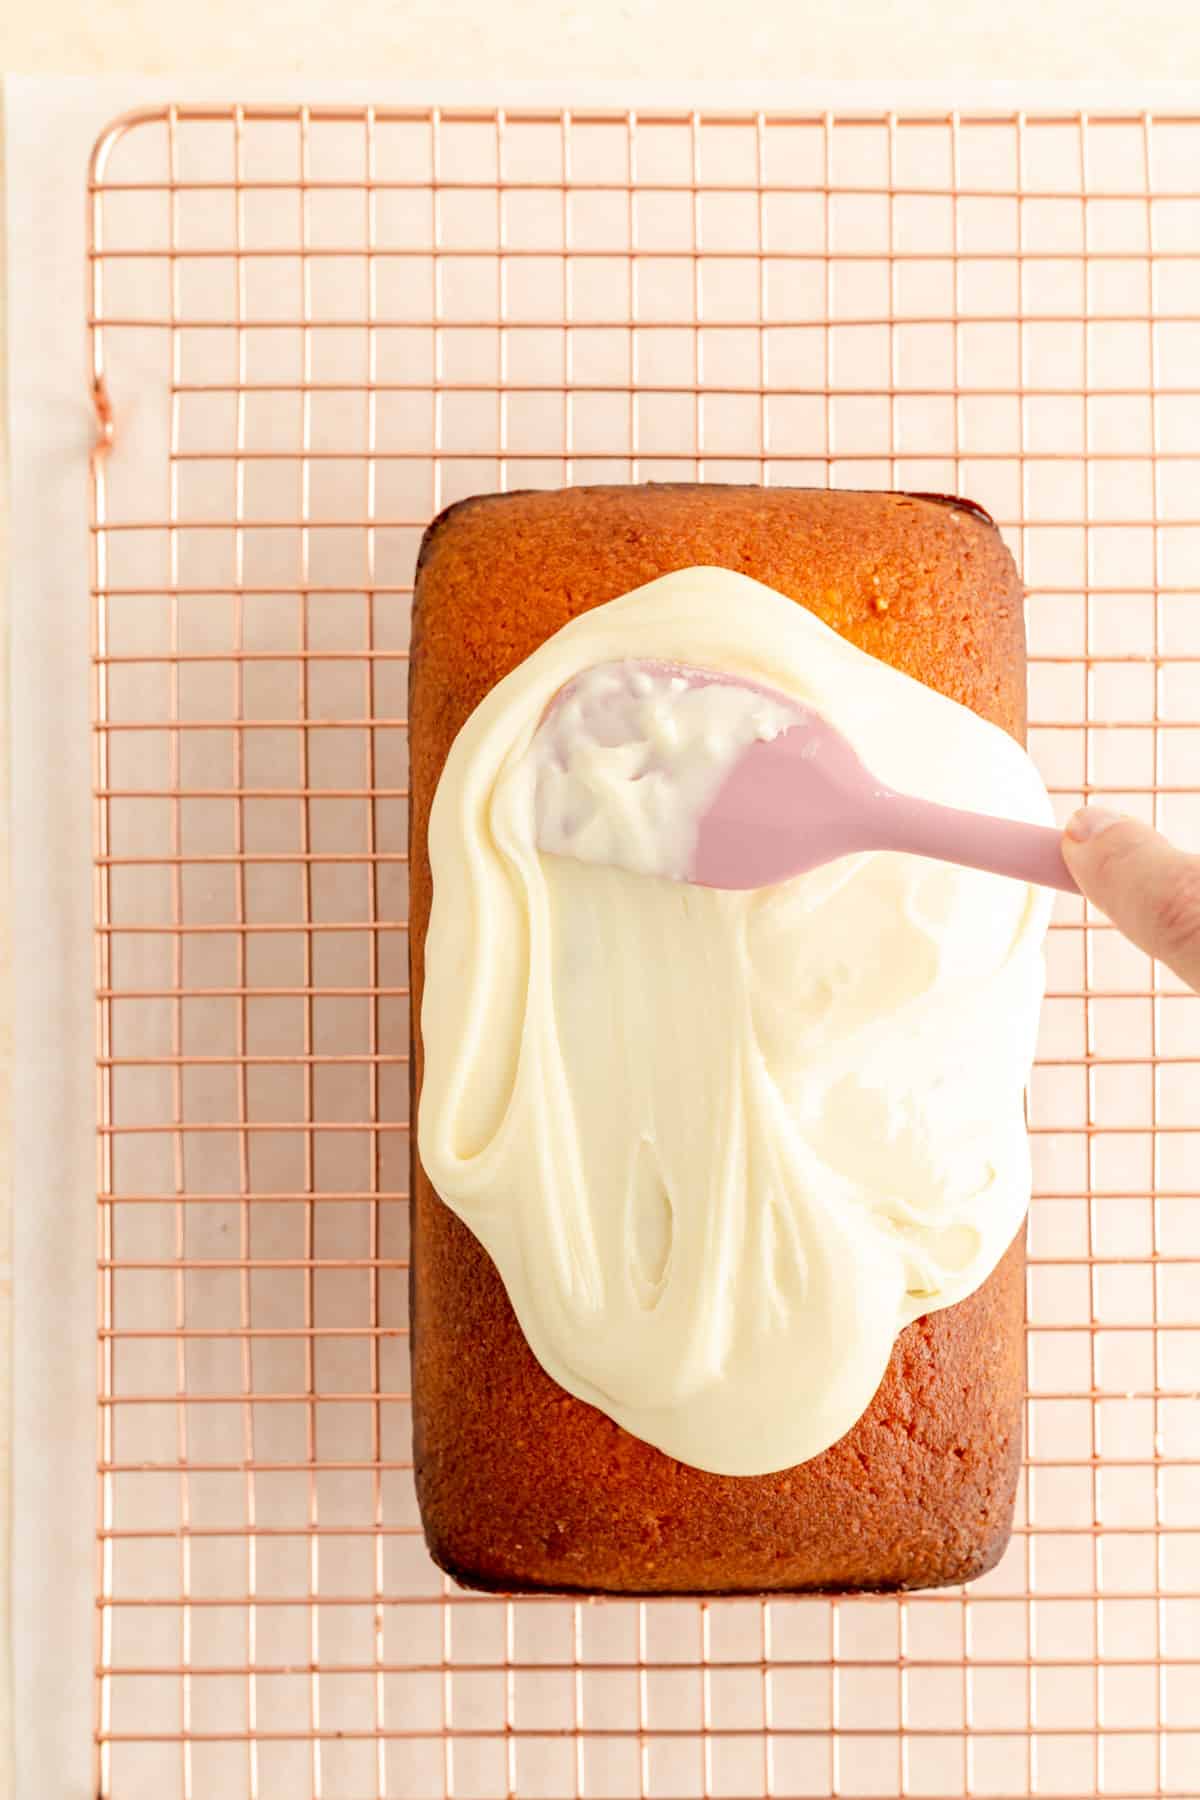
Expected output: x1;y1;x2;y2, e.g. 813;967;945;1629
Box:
875;792;1080;895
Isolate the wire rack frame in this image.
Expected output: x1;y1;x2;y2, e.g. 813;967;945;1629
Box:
86;102;1200;1800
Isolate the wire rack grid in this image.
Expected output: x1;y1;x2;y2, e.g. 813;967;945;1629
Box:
86;101;1200;1800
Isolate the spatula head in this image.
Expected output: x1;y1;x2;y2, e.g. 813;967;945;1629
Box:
533;660;883;890
691;709;882;888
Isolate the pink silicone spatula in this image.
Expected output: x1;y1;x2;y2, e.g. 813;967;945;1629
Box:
548;664;1079;895
692;693;1077;893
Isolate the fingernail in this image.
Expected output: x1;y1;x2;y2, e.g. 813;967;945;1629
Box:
1065;806;1123;843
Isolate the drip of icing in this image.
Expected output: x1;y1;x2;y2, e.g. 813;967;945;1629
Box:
418;566;1053;1477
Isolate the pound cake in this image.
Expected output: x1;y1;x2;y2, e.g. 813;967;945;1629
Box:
409;483;1033;1595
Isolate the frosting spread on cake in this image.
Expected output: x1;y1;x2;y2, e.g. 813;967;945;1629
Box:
418;567;1052;1476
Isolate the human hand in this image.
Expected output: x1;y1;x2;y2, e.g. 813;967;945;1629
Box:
1062;809;1200;992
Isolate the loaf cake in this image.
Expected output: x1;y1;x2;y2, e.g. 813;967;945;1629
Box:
409;483;1033;1595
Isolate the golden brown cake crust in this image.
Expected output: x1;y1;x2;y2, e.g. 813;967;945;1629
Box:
409;483;1028;1595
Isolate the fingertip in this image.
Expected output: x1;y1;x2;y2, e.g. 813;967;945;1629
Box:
1064;805;1124;845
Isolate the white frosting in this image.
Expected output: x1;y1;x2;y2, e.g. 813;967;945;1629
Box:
418;566;1053;1477
534;662;799;880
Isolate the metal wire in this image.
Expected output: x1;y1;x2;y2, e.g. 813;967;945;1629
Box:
88;103;1200;1800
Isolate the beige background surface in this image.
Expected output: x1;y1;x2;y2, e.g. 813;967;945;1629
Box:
1;30;1198;1800
1;0;1199;81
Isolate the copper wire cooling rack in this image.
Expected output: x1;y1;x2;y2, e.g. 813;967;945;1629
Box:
88;103;1200;1800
